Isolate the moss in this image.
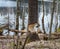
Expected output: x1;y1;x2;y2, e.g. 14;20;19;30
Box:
57;28;60;32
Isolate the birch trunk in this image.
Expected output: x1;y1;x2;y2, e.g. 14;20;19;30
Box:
49;0;56;39
55;0;59;32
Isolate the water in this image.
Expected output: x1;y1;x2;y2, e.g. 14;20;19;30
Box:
0;0;60;35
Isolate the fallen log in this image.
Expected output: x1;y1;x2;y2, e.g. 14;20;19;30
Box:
0;24;8;29
9;29;27;33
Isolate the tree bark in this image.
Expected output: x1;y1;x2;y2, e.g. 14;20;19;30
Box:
22;0;39;49
28;0;39;40
15;0;20;35
21;0;25;30
42;0;46;34
16;0;20;49
55;0;58;32
49;0;56;39
28;0;38;25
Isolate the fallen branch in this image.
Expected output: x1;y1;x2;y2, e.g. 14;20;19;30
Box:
0;24;8;29
8;29;27;33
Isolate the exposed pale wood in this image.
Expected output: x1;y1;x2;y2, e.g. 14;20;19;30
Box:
0;24;8;29
9;29;27;33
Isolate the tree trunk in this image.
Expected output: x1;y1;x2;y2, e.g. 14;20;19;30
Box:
28;0;39;40
55;0;58;32
28;0;38;25
21;0;25;31
22;0;39;49
42;0;46;34
49;0;56;39
28;0;38;32
7;13;9;37
16;0;20;49
16;0;20;35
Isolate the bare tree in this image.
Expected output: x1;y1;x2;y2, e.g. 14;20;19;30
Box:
21;0;25;35
16;0;20;49
15;0;20;34
49;0;56;39
55;0;59;32
21;0;39;49
42;0;46;34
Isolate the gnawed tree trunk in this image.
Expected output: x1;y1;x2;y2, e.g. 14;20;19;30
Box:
42;0;46;34
22;0;39;49
49;0;56;39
